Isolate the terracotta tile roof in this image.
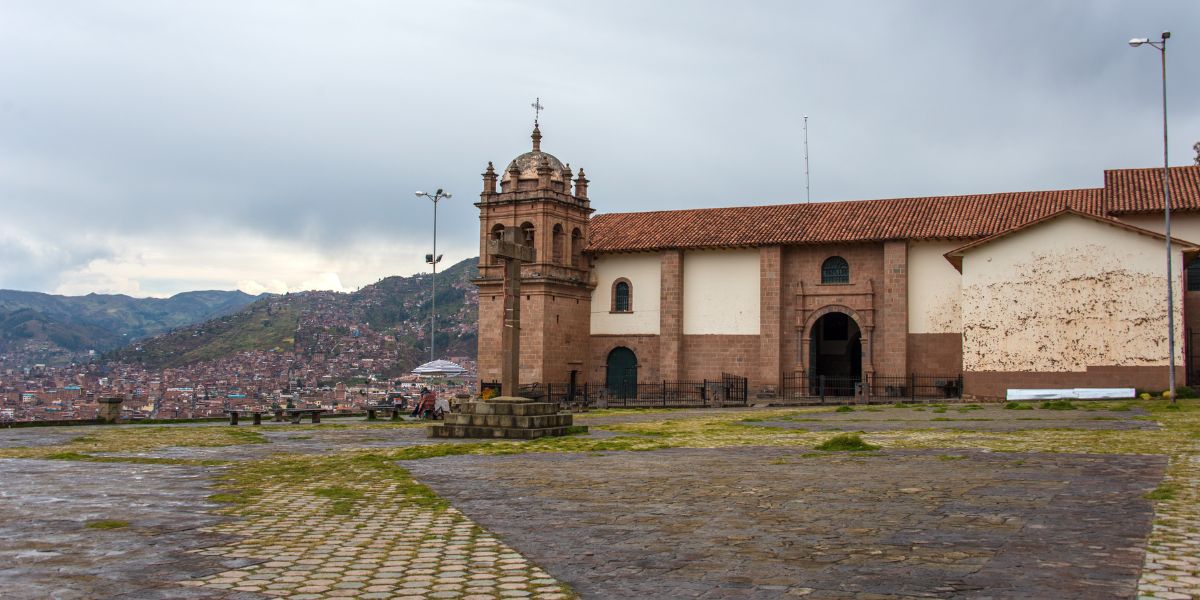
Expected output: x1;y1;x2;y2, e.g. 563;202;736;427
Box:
588;188;1105;252
1104;166;1200;213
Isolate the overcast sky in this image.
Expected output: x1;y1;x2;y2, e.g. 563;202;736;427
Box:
2;1;1198;297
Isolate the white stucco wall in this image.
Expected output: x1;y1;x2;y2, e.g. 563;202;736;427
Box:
1118;213;1200;245
683;249;760;335
960;215;1185;372
908;241;963;334
590;253;661;335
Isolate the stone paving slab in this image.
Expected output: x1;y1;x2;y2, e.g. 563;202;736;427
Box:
408;446;1165;600
0;459;258;600
747;406;1157;432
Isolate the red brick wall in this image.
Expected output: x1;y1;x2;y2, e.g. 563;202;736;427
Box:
964;365;1179;400
907;333;962;376
476;282;591;386
681;335;761;388
477;286;503;383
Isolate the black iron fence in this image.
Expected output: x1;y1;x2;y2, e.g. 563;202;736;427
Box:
721;373;748;406
780;372;962;404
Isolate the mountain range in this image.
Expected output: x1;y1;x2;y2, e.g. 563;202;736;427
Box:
0;289;264;362
105;257;480;371
1;257;481;372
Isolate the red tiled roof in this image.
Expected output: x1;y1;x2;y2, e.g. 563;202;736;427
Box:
1104;166;1200;213
588;188;1105;252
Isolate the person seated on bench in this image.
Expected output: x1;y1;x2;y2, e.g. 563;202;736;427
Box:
411;387;435;418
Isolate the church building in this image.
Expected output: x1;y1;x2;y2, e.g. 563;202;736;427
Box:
474;125;1200;400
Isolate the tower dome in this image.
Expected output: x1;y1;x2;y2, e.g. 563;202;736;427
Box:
499;125;569;188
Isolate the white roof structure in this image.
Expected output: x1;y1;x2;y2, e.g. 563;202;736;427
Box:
411;359;469;377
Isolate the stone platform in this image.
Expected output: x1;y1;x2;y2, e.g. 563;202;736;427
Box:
427;396;583;439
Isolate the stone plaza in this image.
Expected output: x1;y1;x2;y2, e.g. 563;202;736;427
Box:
0;400;1197;599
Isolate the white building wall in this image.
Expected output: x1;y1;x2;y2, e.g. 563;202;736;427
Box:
590;254;661;335
1118;213;1200;245
960;215;1185;372
683;249;760;335
908;241;963;334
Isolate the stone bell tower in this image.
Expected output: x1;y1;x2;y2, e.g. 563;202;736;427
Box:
474;124;595;386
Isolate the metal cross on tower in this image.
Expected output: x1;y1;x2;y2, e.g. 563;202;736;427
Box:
531;97;544;126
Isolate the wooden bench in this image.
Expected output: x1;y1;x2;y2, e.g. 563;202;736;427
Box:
226;410;265;426
285;408;326;424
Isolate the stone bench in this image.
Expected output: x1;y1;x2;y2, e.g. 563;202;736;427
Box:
285;408;326;424
225;410;265;426
365;405;404;421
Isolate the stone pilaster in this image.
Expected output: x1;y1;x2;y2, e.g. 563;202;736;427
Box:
659;250;684;381
758;246;782;395
879;241;909;376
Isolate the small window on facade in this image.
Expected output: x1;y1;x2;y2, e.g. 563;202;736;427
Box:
1188;258;1200;292
613;280;631;312
821;256;849;284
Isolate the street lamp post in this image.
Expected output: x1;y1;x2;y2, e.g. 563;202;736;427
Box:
1129;31;1175;404
414;189;451;363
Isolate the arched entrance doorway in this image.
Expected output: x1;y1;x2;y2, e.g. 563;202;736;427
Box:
605;347;638;398
809;312;862;395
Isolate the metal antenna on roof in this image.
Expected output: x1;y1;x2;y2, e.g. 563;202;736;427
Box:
531;97;543;127
803;115;811;203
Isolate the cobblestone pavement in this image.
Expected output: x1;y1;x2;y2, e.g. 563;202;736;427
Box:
409;447;1165;600
182;479;573;600
0;403;1196;599
1138;454;1200;600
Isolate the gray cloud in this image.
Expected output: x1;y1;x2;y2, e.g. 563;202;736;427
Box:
1;0;1197;295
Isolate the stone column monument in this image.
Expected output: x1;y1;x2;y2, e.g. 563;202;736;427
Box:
429;229;582;439
97;395;124;424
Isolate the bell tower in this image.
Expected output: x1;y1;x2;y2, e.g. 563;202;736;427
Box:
474;124;595;386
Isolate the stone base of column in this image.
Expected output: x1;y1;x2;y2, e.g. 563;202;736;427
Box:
427;397;582;439
97;396;124;424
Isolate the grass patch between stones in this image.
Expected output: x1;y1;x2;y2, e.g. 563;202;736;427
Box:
85;519;129;530
814;433;879;452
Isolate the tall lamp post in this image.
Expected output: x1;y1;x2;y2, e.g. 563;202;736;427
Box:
414;188;451;363
1129;31;1175;404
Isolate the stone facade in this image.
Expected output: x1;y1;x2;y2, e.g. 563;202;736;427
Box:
473;126;595;387
473;131;1200;401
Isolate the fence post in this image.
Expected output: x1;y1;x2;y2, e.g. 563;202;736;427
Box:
910;373;916;403
819;375;826;404
701;379;707;401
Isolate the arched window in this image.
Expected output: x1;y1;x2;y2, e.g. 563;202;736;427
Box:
552;224;565;264
821;256;849;284
612;279;632;312
519;222;535;246
488;224;506;265
571;227;583;268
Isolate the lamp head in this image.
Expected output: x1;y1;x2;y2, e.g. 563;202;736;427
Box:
415;190;426;197
1162;31;1170;40
1129;38;1148;47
